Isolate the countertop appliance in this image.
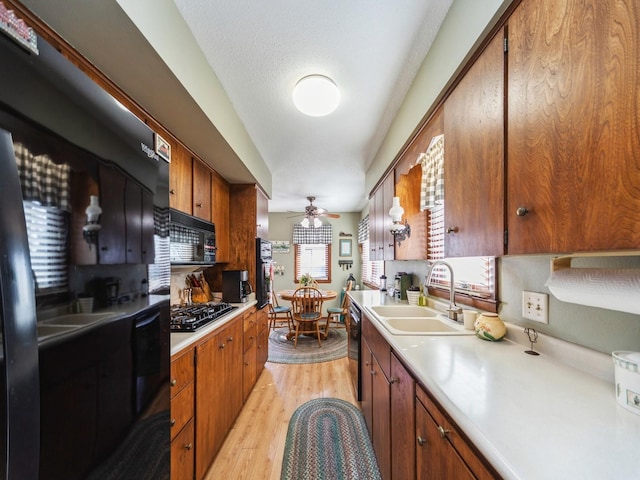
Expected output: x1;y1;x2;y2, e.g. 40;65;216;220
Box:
169;208;216;266
256;238;272;309
170;302;237;331
348;300;362;400
222;270;250;304
0;27;170;479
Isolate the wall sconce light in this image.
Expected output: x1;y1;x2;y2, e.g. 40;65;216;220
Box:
389;196;411;245
82;195;102;246
301;216;322;228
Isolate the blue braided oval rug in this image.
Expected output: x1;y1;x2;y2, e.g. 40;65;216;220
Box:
281;398;381;480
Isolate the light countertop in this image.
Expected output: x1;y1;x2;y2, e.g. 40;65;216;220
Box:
349;290;640;480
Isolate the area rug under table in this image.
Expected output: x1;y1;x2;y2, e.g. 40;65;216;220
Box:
281;398;381;480
268;327;347;364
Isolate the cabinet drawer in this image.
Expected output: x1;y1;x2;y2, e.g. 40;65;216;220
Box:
243;326;256;352
243;311;256;333
171;382;194;440
362;314;390;379
171;418;194;480
256;308;269;334
171;349;194;398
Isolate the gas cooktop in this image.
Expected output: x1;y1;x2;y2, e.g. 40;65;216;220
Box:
170;302;237;332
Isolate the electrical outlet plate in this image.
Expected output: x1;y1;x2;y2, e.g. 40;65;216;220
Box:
522;291;549;324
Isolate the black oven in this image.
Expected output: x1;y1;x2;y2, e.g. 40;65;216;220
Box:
348;300;361;400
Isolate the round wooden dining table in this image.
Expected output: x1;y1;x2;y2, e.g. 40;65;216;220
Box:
277;289;338;301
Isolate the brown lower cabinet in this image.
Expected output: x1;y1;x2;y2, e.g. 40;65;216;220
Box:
171;306;268;480
361;312;497;479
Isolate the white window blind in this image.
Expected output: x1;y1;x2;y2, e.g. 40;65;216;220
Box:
148;235;171;294
23;201;68;291
295;244;330;282
360;236;384;287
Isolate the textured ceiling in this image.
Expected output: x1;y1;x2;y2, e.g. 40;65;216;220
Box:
173;0;453;215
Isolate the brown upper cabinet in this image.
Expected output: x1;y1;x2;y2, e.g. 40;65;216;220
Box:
192;159;212;222
169;144;193;214
211;171;230;263
369;174;395;261
506;0;640;254
443;30;505;258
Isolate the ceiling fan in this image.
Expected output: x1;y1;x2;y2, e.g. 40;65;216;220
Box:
288;196;340;227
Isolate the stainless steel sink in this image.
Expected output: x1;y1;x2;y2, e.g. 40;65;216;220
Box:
370;305;440;317
41;313;116;326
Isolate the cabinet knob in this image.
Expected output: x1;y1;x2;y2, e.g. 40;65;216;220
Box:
169;189;175;195
390;377;398;384
227;336;234;342
196;202;203;208
184;443;193;450
417;435;426;446
437;425;450;438
171;418;176;426
219;343;225;349
446;226;459;234
170;379;177;387
516;206;529;216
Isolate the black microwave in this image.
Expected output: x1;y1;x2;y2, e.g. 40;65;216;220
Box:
169;208;216;265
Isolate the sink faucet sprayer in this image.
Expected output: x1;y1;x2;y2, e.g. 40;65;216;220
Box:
425;261;463;322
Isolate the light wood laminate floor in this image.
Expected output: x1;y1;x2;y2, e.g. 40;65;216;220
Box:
205;358;358;479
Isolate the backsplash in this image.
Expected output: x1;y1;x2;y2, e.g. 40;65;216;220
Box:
385;254;640;355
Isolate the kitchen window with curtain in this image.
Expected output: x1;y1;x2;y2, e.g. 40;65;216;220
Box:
293;224;332;283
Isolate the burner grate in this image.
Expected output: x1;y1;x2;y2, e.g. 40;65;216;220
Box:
170;302;237;332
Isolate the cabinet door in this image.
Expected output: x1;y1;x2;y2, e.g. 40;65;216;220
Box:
171;419;194;480
98;165;126;264
192;159;212;221
211;172;230;262
360;340;373;433
125;179;142;264
374;187;385;260
444;30;505;257
371;356;391;480
382;174;395;260
416;397;474;480
391;353;416;479
368;196;378;261
141;189;155;264
507;0;640;253
169;145;192;214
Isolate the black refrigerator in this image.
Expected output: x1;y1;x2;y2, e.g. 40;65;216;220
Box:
0;22;170;480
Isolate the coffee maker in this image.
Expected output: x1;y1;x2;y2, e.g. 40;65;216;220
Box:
222;270;250;303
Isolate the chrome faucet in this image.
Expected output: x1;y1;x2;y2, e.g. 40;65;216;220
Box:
425;260;463;322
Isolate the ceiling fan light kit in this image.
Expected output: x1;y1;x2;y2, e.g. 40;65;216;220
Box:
293;75;340;117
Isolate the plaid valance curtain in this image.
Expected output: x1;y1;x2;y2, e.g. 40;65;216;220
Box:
154;206;170;238
417;134;444;211
358;215;369;243
292;224;332;244
14;143;71;211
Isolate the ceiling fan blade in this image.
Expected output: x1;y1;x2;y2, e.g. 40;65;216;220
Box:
319;213;341;219
286;213;305;218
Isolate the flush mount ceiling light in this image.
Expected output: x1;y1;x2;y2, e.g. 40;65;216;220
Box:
293;75;340;117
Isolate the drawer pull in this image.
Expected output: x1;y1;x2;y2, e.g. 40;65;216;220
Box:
417;435;426;446
437;425;450;438
446;226;459;234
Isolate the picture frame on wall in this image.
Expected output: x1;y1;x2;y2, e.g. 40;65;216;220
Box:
154;133;171;162
339;239;352;257
272;240;290;254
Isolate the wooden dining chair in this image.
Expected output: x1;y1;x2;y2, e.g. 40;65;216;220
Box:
290;287;325;348
323;283;352;337
268;291;293;332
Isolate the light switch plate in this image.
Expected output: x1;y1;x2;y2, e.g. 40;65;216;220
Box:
522;291;549;324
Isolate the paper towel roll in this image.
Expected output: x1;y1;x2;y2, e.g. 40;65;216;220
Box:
545;268;640;315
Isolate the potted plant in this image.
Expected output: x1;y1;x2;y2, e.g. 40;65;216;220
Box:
300;273;313;286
